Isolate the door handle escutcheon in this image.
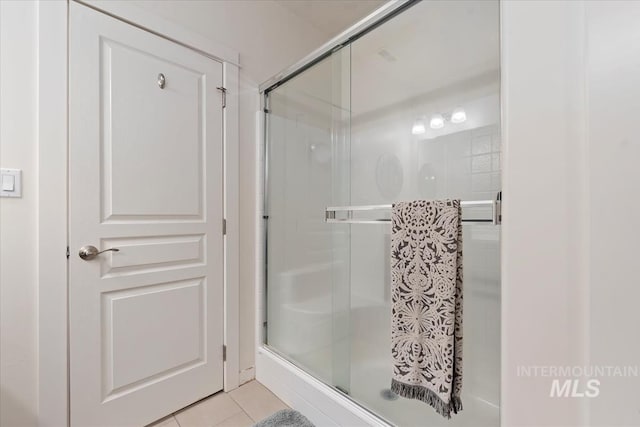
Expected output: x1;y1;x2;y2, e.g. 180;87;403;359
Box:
79;245;120;261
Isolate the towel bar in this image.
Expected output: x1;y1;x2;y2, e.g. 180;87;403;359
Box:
325;193;502;225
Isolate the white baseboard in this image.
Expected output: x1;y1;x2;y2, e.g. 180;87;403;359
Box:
239;366;256;385
255;346;389;427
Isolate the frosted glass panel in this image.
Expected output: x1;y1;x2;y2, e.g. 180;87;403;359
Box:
348;1;500;425
266;48;351;388
265;1;500;425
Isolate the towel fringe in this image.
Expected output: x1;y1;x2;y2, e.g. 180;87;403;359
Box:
391;379;463;419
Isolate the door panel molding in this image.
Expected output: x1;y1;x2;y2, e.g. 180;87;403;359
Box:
102;278;206;398
37;1;240;425
69;3;223;424
100;234;205;277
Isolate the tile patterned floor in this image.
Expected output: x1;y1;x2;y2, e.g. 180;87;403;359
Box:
148;380;289;427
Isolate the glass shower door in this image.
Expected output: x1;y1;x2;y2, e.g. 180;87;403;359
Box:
346;1;501;425
265;1;501;425
265;47;351;392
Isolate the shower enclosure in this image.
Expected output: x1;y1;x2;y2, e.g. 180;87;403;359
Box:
261;1;501;425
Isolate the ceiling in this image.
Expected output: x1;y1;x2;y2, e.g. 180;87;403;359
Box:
273;0;500;120
275;0;387;39
350;0;500;115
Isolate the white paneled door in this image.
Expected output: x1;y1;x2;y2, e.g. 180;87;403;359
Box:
68;3;224;426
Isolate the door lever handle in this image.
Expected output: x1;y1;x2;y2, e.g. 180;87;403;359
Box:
79;245;120;261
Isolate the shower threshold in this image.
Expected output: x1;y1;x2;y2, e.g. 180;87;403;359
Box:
256;345;394;427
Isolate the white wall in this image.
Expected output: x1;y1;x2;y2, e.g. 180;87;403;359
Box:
503;1;640;426
502;1;589;425
0;1;39;425
586;2;640;425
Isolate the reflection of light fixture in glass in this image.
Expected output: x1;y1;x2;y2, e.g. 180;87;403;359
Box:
412;118;426;135
451;107;467;123
430;113;445;129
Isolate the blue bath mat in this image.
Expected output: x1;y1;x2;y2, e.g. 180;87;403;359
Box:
253;409;314;427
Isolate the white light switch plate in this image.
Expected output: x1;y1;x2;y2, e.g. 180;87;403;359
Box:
0;168;22;198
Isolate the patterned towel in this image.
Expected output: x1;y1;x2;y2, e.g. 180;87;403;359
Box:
390;199;463;418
